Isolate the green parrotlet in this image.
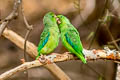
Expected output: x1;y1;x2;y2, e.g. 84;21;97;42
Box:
36;12;60;59
57;15;87;64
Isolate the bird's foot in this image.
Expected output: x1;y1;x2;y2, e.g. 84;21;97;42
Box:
46;55;56;63
38;54;56;64
38;55;47;64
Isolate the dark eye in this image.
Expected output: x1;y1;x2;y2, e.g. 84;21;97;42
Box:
51;15;54;18
45;23;47;26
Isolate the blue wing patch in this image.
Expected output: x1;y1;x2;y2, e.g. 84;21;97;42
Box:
65;33;79;52
38;32;50;52
65;33;74;48
65;33;84;56
41;32;50;48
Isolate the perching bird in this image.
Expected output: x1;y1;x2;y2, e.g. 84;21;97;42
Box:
36;12;60;59
57;15;86;64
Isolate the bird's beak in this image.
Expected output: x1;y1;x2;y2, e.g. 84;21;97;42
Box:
54;15;61;24
57;19;61;24
57;17;61;24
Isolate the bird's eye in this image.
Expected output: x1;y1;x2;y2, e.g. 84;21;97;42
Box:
45;23;47;26
52;15;54;18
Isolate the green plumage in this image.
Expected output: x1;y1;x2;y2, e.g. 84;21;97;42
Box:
57;15;86;64
36;12;60;59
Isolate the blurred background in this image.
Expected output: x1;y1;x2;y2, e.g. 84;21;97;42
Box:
0;0;120;80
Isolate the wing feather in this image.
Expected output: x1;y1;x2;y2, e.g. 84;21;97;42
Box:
65;25;83;54
37;29;50;52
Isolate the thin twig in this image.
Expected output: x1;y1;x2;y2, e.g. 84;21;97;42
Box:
87;0;109;78
20;1;33;80
0;0;21;36
105;26;120;51
88;0;109;49
99;1;120;79
100;9;120;51
21;0;33;61
108;38;120;44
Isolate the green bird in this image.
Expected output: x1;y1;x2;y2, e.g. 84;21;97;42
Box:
36;12;60;59
57;15;86;64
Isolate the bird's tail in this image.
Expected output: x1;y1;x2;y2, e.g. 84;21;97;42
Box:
75;53;87;64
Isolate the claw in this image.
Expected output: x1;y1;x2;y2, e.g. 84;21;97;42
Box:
38;55;47;64
37;54;56;64
46;55;56;63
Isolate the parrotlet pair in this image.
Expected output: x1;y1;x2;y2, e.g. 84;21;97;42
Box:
36;12;86;64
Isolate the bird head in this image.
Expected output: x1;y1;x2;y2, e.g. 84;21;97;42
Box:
43;12;57;26
57;15;70;25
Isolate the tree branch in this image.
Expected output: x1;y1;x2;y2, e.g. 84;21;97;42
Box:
2;28;71;80
0;60;40;80
0;0;21;36
0;47;120;80
3;28;37;58
20;1;33;80
1;28;120;80
108;38;120;44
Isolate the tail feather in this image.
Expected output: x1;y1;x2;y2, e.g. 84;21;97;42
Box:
75;53;87;64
